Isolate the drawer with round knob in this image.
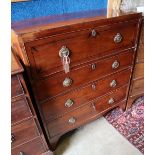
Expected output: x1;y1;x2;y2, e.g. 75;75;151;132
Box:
41;68;131;122
25;20;139;79
11;118;40;148
11;137;46;155
47;102;97;138
35;50;134;103
95;85;128;112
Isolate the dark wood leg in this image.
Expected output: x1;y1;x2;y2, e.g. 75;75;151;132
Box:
42;150;54;155
119;102;126;112
49;135;62;151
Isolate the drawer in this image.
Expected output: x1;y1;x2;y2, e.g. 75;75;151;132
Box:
132;62;144;80
47;86;127;138
25;20;138;78
11;97;32;125
41;68;131;122
47;102;97;138
95;86;127;112
12;137;46;155
130;78;144;97
11;75;24;98
11;119;40;148
35;50;134;102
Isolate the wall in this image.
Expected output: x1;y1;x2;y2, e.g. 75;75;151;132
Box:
11;0;108;22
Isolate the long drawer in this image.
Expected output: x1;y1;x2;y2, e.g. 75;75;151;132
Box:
47;86;127;138
35;50;134;102
11;118;40;148
25;20;138;78
41;68;131;122
11;96;32;125
12;137;46;155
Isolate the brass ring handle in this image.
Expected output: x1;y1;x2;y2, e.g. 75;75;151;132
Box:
68;117;76;124
108;98;115;105
19;152;25;155
114;33;123;43
91;29;97;37
110;80;117;88
65;99;74;108
59;46;70;58
63;77;72;87
112;60;120;69
11;134;15;143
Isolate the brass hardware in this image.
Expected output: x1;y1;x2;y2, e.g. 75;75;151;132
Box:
59;46;70;58
110;80;117;88
92;102;96;111
63;77;72;87
11;134;15;143
108;98;115;104
19;152;24;155
68;117;76;124
91;84;96;90
114;33;123;43
112;60;119;69
65;99;74;107
91;29;97;37
91;63;96;70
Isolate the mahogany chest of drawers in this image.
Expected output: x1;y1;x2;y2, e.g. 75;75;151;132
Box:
12;10;143;151
11;52;52;155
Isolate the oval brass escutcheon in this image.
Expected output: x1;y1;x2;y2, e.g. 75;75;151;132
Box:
91;29;97;37
91;63;96;70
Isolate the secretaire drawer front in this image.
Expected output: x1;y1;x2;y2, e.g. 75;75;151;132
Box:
47;103;97;138
11;97;32;125
35;50;134;102
95;86;128;112
26;20;138;78
11;119;40;148
12;137;46;155
11;75;24;98
41;69;131;122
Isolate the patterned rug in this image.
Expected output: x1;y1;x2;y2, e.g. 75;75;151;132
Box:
105;96;144;154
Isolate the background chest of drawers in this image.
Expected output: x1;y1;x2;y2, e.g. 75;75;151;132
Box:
11;52;52;155
12;10;143;151
127;18;144;109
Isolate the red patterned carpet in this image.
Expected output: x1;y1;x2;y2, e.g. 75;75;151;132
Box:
105;97;144;154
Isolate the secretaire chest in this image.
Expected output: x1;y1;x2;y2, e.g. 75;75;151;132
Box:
12;9;143;151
